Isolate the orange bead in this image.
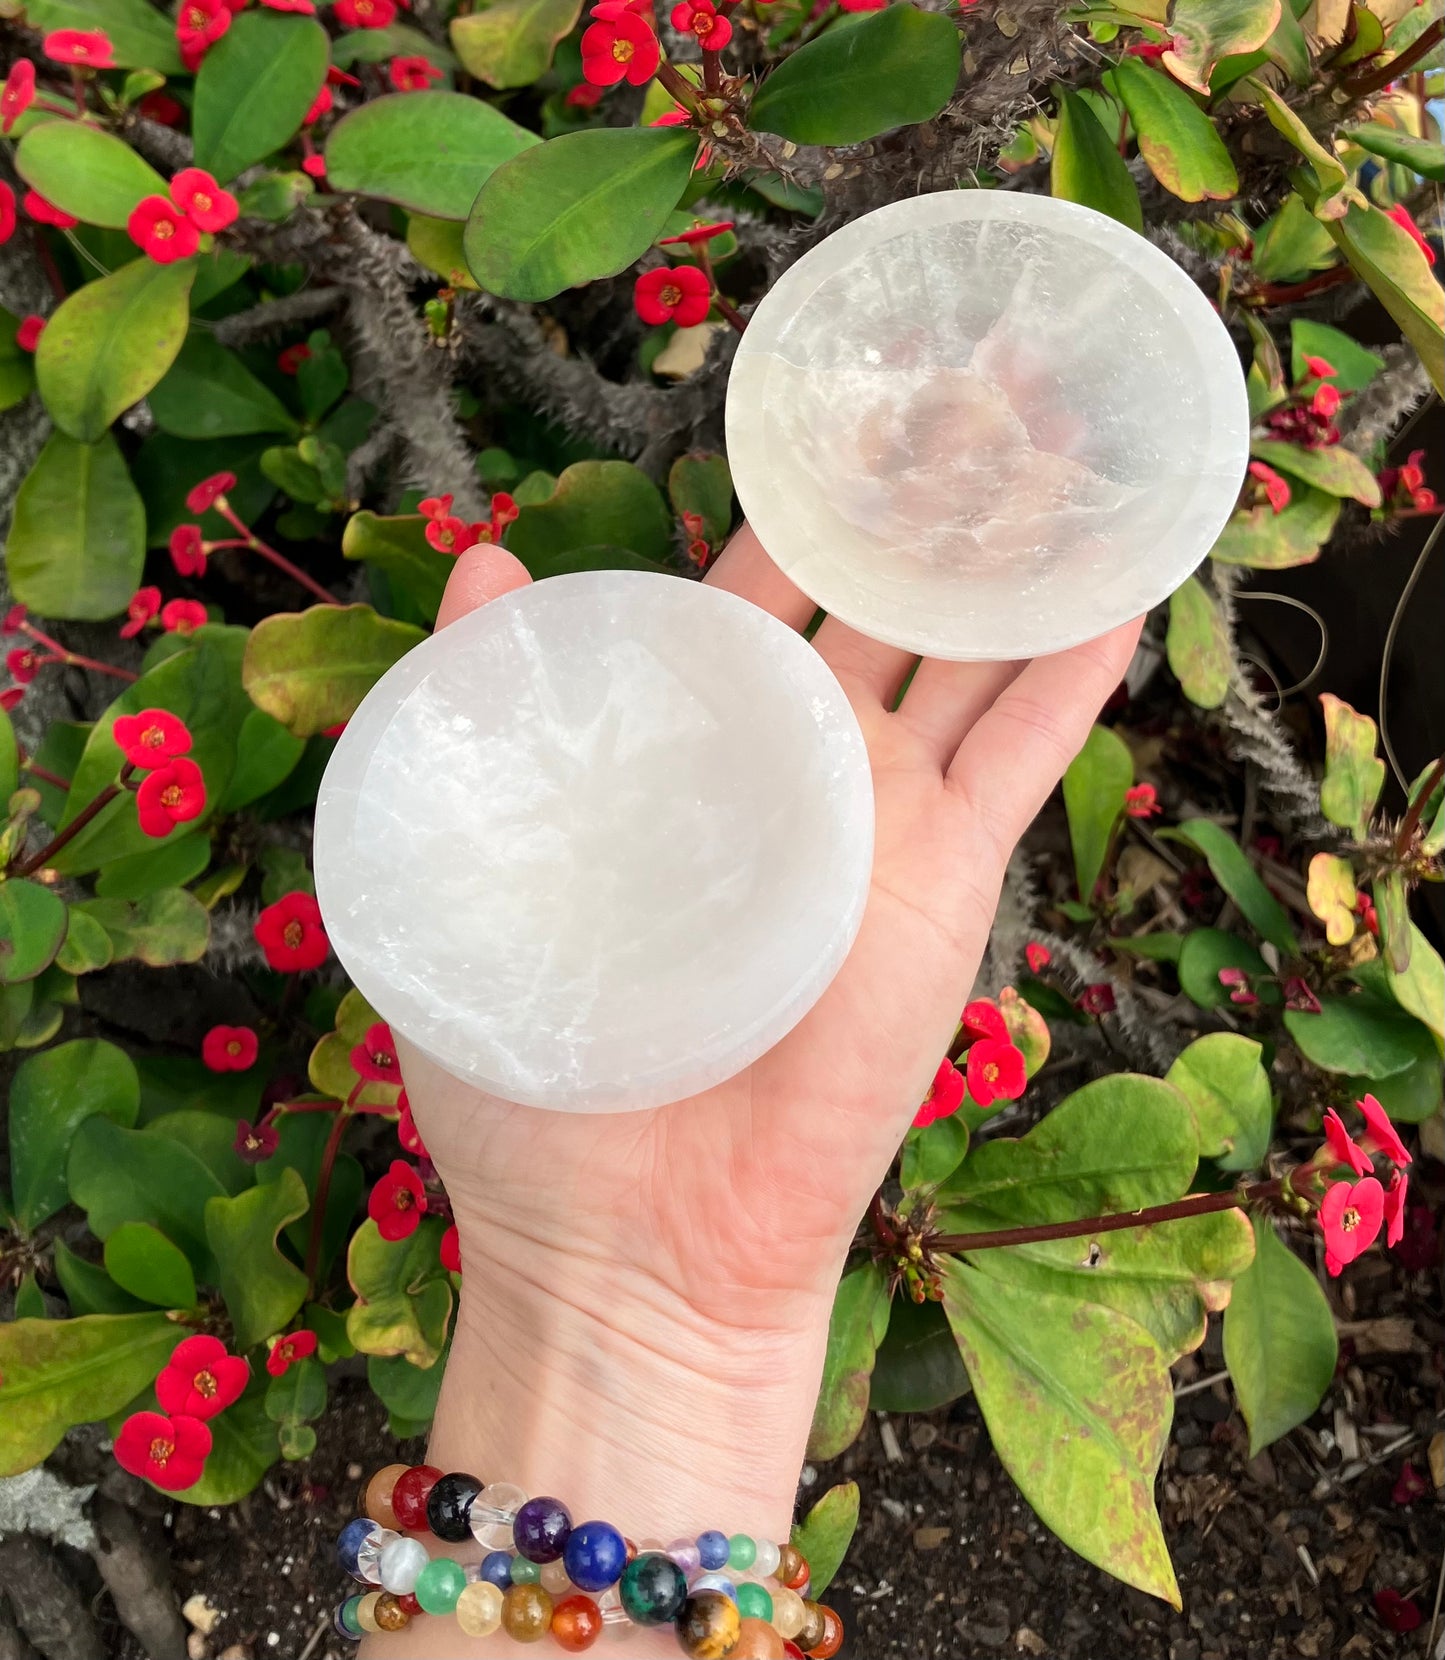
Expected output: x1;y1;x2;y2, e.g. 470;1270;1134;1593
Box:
732;1616;787;1658
779;1545;810;1591
551;1593;603;1652
361;1462;409;1530
807;1605;844;1659
374;1592;410;1631
502;1583;554;1643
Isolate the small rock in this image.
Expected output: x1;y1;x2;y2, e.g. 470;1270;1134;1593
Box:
909;1422;938;1450
1429;1431;1445;1491
1245;1448;1277;1486
182;1595;221;1636
217;1647;250;1660
1178;1447;1212;1475
912;1525;950;1551
346;1463;364;1481
1170;1643;1200;1660
187;1636;208;1660
1014;1628;1048;1654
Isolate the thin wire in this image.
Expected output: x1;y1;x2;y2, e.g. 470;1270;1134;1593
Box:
1234;591;1331;698
1379;510;1444;793
1236;651;1286;712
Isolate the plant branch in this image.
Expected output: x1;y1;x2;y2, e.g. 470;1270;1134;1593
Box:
1343;19;1443;96
1397;755;1445;854
216;505;338;605
304;1087;360;1290
11;782;122;877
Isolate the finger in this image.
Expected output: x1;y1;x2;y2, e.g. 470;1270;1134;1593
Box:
946;618;1143;852
703;522;816;632
895;657;1025;768
811;615;918;709
435;543;532;630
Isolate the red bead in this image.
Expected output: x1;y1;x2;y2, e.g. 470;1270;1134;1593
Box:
396;1593;422;1617
391;1464;442;1531
808;1605;845;1658
784;1645;807;1659
551;1593;603;1652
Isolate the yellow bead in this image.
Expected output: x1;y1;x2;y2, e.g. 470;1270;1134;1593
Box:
676;1591;741;1659
771;1587;806;1640
355;1592;383;1634
455;1580;505;1638
502;1583;554;1643
374;1592;410;1632
361;1463;409;1531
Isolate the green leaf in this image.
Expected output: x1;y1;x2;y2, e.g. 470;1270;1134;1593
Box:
939;1074;1198;1229
508;461;674;569
1317;693;1384;837
0;881;68;987
326;90;539;220
102;1221;198;1309
7;432;145;620
1319;196;1445;397
150;331;299;439
1345;123;1445;183
8;1039;140;1233
1344;1052;1442;1126
1284;991;1438;1077
1161;0;1280;91
257;1111;363;1279
1165;574;1230;709
0;709;15;807
368;1351;444;1425
1107;58;1238;201
1061;723;1132;903
667;451;733;548
265;1354;327;1424
218;709;306;813
0;310;36;413
749;5;960;145
24;0;183;71
1248;438;1381;507
193;11;329;185
332;23;457;67
342;512;454;624
1388;923;1444;1046
205;1166;310;1352
1177;928;1274;1009
173;1385;277;1504
145;1111;251;1196
868;1294;970;1413
95;834;211;901
1210;481;1339;569
790;1482;859;1598
1251;194;1338;283
807;1262;890;1460
68;1116;225;1281
1223;1217;1336;1455
1289;321;1384;394
14;1274;46;1320
406;215;480;290
242;603;426;738
1051;87;1144;232
1261;0;1310;83
900;1114;970;1190
52;1239;148;1316
0;1313;181;1477
346;1218;453;1366
464;127;697;302
1164;819;1298;953
1165;1033;1272;1171
15;122;168;229
942;1263;1180;1607
450;0;584;88
78;890;211;966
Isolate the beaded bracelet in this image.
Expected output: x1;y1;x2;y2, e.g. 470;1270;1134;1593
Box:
333;1462;845;1658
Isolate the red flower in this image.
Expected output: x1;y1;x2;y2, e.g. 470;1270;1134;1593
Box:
171;168;239;234
254;891;329;972
43;28;116;66
334;0;397;23
1390;1462;1429;1506
633;264;710;327
302;84;332;126
203;1024;259;1072
1319;1175;1384;1275
176;0;230;60
6;648;42;685
113;709;193;769
351;1021;401;1083
128;195;200;264
1384;204;1435;265
670;0;731;45
1247;460;1291;514
960;1000;1007;1042
119;587;162;638
1358;1093;1411;1166
260;0;317;10
1354;892;1379;934
389;54;443;90
3;607;27;635
369;1159;427;1241
136;758;206;838
161;598;208;635
302;153;327;179
16;314;44;352
169;524;207;578
1281;975;1321;1014
1374;1588;1422;1632
234;1117;279;1162
277;343;311;374
581;7;660;87
440;1224;461;1273
265;1328;318;1378
1382;1171;1407;1249
115;1410;211;1489
1310;382;1341;420
155;1335;249;1420
1;60;35;135
137;90;184;125
24;191;77;229
425;515;480;556
1025;942;1051;974
396;1093;428;1157
1321;1107;1372;1177
658;220;735;247
1123;36;1167;55
186;472;236;514
0;183;14;246
1124;782;1159;819
0;689;23;713
1079;982;1115;1016
838;0;886;11
418;494;454;520
1301;354;1337;381
966;1038;1026;1108
913;1057;965;1129
565;81;605;108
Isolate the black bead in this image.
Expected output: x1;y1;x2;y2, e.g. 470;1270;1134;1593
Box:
426;1471;483;1542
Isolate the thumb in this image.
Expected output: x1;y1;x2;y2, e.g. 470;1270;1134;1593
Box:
434;543;532;630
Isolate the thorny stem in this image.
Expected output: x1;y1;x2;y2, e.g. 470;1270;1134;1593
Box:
702;46;723;96
656;60;706;119
11;781;123;877
305;1082;362;1290
1396;755;1445;856
1343;18;1443;96
215;503;338;607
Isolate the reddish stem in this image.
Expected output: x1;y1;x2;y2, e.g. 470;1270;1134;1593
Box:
11;781;122;878
216;505;338;607
702;45;723;94
304;1086;360;1290
1343;18;1443;95
1397;755;1445;855
1244;266;1355;306
23;762;73;792
656;60;706;118
20;623;137;683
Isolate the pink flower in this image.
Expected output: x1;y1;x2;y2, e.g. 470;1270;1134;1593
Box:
127;196;201;264
136;758;206;837
1;60;35;135
350;1021;401;1084
1319;1176;1384;1274
368;1159;427;1242
155;1335;248;1419
113;710;193;770
913;1058;965;1129
161;598;208;635
1384;204;1435;265
1358;1093;1411;1166
1382;1171;1407;1250
202;1025;259;1072
176;0;230;63
1247;460;1291;514
440;1224;461;1273
170;168;239;234
265;1329;318;1377
114;1411;211;1490
1375;1587;1422;1632
1390;1461;1428;1506
186;472;235;514
16;315;45;352
1301;354;1337;381
396;1092;428;1157
1310;382;1341;420
965;1038;1026;1108
43;28;116;66
169;524;207;577
633;264;710;326
334;0;396;24
119;587;162;639
960;1000;1007;1043
1078;982;1115;1016
277;343;311;375
1321;1107;1372;1177
581;5;660;87
234;1117;279;1162
1124;782;1159;819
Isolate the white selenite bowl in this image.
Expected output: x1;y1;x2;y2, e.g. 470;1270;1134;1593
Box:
726;191;1250;660
313;570;874;1112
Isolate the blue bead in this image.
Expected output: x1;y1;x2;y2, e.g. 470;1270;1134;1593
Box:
336;1517;377;1582
562;1520;628;1592
690;1571;737;1601
332;1597;364;1639
513;1496;572;1563
479;1550;514;1589
696;1530;730;1571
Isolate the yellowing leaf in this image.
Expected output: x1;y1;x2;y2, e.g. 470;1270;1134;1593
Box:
1307;851;1358;945
1318;694;1385;836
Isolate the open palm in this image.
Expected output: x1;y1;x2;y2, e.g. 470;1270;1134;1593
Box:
402;525;1141;1338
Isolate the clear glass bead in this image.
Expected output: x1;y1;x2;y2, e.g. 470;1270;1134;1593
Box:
378;1535;430;1595
637;1537;666;1554
752;1538;781;1580
540;1559;574;1595
691;1571;737;1601
356;1527;398;1585
667;1537;701;1576
597;1586;631;1626
469;1481;528;1549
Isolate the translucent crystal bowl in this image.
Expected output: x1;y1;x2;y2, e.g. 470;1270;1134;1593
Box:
726;191;1250;661
313;570;874;1112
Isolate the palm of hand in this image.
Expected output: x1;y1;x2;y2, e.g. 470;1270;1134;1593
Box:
404;528;1139;1334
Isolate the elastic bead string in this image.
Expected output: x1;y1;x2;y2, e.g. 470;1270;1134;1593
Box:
334;1463;845;1656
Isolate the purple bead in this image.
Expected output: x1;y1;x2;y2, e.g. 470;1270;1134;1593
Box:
513;1496;573;1563
667;1537;702;1577
479;1550;514;1588
696;1530;729;1571
563;1520;628;1592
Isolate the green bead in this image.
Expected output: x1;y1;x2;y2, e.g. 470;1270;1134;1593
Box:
510;1556;541;1584
415;1557;467;1614
737;1582;773;1622
727;1533;757;1571
619;1552;687;1625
